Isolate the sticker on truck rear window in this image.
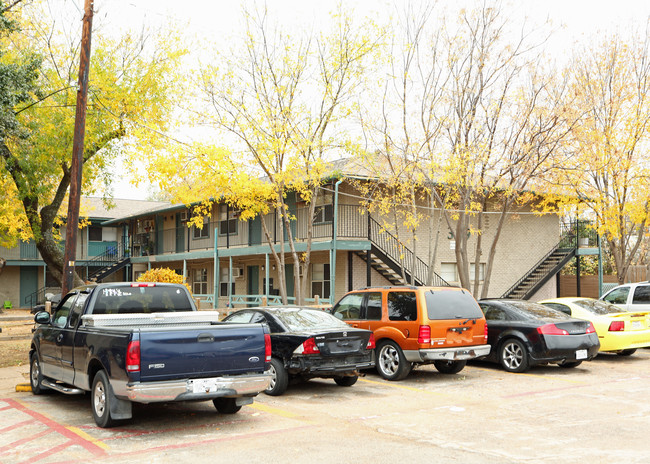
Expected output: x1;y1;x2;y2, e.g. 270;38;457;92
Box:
102;288;133;297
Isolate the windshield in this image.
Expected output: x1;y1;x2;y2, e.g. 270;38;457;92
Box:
92;285;193;314
425;289;483;320
573;299;625;315
272;308;348;332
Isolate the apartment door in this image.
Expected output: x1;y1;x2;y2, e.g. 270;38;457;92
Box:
20;266;38;308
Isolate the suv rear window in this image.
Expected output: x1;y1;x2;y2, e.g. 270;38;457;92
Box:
425;289;483;320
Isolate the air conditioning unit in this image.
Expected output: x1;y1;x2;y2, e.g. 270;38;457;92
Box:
232;267;244;278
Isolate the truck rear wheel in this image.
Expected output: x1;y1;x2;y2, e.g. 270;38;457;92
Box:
213;397;242;414
92;370;116;428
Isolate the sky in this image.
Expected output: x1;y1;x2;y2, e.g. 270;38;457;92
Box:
79;0;650;200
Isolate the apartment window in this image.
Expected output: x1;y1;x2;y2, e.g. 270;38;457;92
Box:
311;263;330;299
88;226;102;241
313;204;334;224
193;217;210;239
193;268;208;295
218;204;238;235
440;263;458;283
440;262;485;282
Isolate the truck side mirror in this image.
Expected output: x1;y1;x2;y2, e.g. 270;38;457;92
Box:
34;311;51;325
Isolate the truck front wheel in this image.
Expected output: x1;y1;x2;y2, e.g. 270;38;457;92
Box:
29;352;49;395
91;370;116;428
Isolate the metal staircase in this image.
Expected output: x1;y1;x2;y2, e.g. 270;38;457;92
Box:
87;242;130;282
355;217;450;287
501;226;580;300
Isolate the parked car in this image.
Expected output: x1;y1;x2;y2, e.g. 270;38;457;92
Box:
477;299;600;373
600;281;650;312
331;286;490;381
538;297;650;356
222;307;375;396
30;283;272;427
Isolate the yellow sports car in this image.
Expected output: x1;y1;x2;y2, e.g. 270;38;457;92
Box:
538;297;650;355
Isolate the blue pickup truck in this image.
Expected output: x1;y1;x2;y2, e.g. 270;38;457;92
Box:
29;282;271;427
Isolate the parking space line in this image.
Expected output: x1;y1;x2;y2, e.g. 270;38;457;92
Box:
0;418;36;433
8;399;108;456
359;377;454;396
469;366;587;384
0;428;52;454
16;440;74;464
249;402;302;419
67;426;110;451
96;424;316;459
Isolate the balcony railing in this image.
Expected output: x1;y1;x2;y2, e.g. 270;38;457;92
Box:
128;205;370;257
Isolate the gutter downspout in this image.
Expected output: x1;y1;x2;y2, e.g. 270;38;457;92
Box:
330;180;343;305
213;226;218;309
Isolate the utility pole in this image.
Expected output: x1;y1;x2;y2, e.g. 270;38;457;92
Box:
61;0;94;295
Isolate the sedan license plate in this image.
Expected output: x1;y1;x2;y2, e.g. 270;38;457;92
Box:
190;379;221;394
575;349;588;360
632;321;643;330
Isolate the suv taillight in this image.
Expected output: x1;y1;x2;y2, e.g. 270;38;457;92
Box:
609;321;624;331
264;333;272;362
418;325;431;344
484;321;488;342
294;337;320;355
366;333;376;350
126;340;140;372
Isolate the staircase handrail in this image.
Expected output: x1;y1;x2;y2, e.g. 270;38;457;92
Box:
501;234;576;298
368;216;449;287
87;241;129;281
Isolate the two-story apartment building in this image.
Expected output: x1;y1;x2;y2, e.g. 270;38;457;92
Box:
1;170;593;310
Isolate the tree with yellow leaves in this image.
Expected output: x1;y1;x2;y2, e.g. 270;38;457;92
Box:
0;1;186;286
147;5;379;304
550;32;650;284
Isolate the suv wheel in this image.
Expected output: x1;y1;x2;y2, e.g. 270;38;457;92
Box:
376;340;412;381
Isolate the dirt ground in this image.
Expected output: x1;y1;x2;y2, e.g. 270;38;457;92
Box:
0;309;33;368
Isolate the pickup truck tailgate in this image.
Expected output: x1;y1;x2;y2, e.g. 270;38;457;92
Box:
139;324;267;381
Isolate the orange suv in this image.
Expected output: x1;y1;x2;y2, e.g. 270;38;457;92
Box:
331;286;490;380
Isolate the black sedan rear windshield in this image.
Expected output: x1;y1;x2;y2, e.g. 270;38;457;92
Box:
573;299;625;315
273;308;348;331
503;301;570;321
425;289;483;320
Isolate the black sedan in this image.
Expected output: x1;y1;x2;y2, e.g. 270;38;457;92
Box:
222;307;375;395
477;299;600;373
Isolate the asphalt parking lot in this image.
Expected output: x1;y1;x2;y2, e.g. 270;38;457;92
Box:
1;350;649;464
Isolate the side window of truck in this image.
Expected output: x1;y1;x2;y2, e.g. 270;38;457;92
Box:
332;293;363;320
632;285;650;304
387;291;417;321
68;293;89;328
603;287;629;305
52;295;77;328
